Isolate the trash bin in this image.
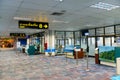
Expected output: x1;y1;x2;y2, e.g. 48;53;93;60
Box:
95;48;100;64
22;48;25;53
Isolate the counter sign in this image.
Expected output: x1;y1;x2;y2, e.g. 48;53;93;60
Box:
19;20;49;29
10;33;26;37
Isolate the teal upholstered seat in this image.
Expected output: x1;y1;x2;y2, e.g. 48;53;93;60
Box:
111;75;120;80
27;45;35;55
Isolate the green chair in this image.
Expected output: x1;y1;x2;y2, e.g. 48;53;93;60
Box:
27;45;35;55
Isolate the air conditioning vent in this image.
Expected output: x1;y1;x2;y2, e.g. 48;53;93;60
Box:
51;12;64;16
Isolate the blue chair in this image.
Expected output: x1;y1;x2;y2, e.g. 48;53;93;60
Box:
111;75;120;80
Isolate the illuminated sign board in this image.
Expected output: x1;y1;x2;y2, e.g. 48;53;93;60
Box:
10;33;26;37
19;20;49;29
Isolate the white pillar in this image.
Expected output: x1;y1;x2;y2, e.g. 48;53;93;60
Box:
44;30;49;49
50;30;55;49
51;30;55;56
45;30;55;56
116;58;120;75
46;30;55;49
27;38;30;45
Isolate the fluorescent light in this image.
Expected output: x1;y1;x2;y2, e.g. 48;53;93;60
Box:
55;0;63;2
13;17;32;20
59;0;63;2
85;24;95;27
90;2;120;10
52;20;69;23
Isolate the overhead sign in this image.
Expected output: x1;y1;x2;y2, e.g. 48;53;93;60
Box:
10;33;26;37
29;32;44;37
18;20;49;29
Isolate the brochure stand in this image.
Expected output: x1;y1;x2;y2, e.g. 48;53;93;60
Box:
74;49;80;65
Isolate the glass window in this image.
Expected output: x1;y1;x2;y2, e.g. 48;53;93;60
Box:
88;37;95;56
105;37;111;46
116;25;120;35
55;31;65;50
55;32;64;39
81;36;87;49
105;26;114;35
97;37;103;46
75;31;80;45
89;29;95;36
96;28;104;36
66;32;74;45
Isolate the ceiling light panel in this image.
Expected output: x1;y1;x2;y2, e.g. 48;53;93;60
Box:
90;2;120;11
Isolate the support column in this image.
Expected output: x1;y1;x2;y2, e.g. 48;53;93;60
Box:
44;30;55;55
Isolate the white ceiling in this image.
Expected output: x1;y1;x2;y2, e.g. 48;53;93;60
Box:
0;0;120;37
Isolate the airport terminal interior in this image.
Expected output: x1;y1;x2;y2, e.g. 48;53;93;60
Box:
1;0;120;80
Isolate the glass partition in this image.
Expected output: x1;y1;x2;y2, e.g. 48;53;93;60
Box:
66;32;74;46
97;37;103;46
81;36;87;50
88;37;95;56
116;25;120;35
105;37;111;46
105;26;114;35
89;29;95;36
55;31;65;52
96;28;104;36
74;31;80;45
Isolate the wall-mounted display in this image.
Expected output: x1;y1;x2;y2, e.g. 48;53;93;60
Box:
99;46;115;63
99;46;120;63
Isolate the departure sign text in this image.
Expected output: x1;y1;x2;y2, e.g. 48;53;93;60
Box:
19;20;49;29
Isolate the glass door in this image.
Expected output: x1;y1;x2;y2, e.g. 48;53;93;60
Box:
97;37;103;46
88;37;95;56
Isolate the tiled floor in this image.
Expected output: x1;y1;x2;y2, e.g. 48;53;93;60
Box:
0;49;116;80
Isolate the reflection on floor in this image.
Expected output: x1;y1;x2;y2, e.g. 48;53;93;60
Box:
0;50;116;80
1;47;14;50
